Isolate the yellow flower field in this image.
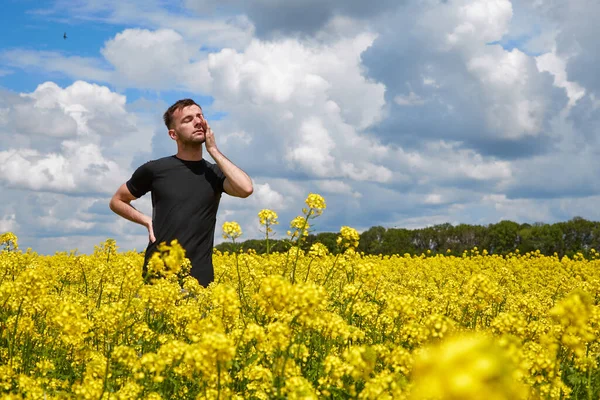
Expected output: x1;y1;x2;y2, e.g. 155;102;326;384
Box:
2;194;600;399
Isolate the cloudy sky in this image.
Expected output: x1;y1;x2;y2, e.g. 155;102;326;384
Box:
0;0;598;254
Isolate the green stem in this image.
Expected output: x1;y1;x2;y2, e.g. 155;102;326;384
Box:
80;262;88;297
587;364;592;400
266;224;270;256
96;277;104;309
322;254;341;287
8;298;25;368
291;213;311;284
303;259;315;283
282;242;292;278
99;348;112;400
234;241;247;327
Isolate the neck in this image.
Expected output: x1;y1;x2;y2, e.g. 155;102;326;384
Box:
176;144;203;161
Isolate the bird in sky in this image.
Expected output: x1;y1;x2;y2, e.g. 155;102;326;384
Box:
63;32;67;39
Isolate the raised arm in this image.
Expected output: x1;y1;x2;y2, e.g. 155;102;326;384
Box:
204;123;253;198
109;183;155;243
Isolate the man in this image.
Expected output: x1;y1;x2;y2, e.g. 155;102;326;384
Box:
109;99;253;287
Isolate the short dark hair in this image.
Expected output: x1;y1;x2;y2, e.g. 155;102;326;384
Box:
163;99;202;129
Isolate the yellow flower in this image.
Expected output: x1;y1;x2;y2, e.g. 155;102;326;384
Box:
0;232;18;251
288;216;309;239
146;239;190;282
305;193;326;215
309;243;329;258
290;216;307;230
5;192;600;399
410;333;528;400
549;290;596;358
258;209;279;227
222;221;243;240
338;226;360;250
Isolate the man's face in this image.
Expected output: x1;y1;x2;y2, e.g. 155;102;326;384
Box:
171;104;206;145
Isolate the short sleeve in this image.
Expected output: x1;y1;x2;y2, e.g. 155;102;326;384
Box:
126;162;153;198
205;160;226;194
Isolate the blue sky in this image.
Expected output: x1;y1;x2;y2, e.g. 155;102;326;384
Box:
0;0;598;254
0;1;116;87
0;2;222;117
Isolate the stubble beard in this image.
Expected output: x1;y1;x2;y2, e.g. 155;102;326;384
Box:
181;139;204;150
179;132;205;148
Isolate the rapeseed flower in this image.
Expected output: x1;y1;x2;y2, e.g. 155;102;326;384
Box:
305;193;326;215
0;232;18;250
410;333;528;399
222;221;243;240
309;242;329;257
288;216;309;239
3;220;600;399
337;226;360;250
258;209;279;232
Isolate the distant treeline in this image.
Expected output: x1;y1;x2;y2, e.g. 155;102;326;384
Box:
215;217;600;258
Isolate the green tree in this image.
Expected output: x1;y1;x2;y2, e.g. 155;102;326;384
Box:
487;220;520;255
452;224;487;253
383;228;415;255
358;226;386;254
558;216;595;257
518;223;565;255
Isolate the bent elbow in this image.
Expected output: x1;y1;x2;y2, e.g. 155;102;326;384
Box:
109;197;117;212
241;185;253;198
109;196;125;212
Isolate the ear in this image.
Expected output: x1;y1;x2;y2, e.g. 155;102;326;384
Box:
168;129;177;140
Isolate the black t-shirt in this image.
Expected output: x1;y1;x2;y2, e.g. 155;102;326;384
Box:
126;155;226;287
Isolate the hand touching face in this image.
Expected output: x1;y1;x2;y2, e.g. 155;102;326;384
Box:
203;119;218;154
